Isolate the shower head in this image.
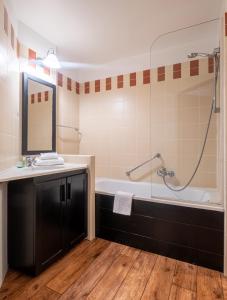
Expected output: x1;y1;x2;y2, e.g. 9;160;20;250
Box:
187;52;213;59
187;53;198;59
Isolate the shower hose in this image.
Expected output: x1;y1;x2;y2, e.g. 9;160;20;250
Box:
162;98;214;192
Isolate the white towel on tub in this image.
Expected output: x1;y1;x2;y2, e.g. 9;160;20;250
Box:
113;191;133;216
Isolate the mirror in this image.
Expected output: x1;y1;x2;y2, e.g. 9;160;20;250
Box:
22;73;56;155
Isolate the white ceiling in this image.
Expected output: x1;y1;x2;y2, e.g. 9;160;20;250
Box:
8;0;223;66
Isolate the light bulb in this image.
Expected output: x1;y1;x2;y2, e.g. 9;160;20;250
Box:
43;49;61;69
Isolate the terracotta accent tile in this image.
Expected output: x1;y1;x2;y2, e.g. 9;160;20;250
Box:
106;78;111;90
117;75;123;88
173;63;181;79
44;91;48;101
16;40;20;58
31;94;35;104
67;78;72;91
95;80;100;92
10;24;14;49
225;13;227;36
57;72;63;87
130;72;136;86
190;60;199;76
38;92;41;103
85;82;90;94
76;82;80;94
143;69;150;84
208;57;214;73
4;7;8;35
173;63;181;72
43;67;50;76
28;49;36;69
157;66;165;81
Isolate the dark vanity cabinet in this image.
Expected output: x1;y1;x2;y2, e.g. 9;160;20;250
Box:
8;169;87;275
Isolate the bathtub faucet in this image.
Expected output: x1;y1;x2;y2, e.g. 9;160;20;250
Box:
126;153;161;177
157;167;175;178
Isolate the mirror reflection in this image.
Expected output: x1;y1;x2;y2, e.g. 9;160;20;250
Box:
27;79;53;151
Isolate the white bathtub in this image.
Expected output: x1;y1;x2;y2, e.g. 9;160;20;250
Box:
95;178;223;211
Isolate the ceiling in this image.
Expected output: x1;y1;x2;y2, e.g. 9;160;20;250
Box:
8;0;222;66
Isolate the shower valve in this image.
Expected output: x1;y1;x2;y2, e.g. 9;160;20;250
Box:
157;167;175;178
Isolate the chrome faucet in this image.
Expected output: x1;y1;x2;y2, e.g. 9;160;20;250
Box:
157;167;175;178
24;156;36;167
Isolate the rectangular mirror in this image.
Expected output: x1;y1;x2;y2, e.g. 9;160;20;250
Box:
22;73;56;155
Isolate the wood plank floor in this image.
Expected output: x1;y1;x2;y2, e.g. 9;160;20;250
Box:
0;238;226;300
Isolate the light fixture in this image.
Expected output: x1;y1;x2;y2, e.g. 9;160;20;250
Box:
42;48;61;69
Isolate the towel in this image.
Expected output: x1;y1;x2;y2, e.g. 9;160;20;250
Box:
113;191;133;216
34;157;64;166
40;152;59;160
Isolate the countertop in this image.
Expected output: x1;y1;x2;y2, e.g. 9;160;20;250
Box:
0;163;87;183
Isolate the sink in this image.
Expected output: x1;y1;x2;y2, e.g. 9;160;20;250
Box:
23;165;65;171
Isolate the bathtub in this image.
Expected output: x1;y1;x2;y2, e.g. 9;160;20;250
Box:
95;177;224;271
96;177;223;211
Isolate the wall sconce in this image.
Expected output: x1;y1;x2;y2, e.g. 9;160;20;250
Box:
42;48;61;69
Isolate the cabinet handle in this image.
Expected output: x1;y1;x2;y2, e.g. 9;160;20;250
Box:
60;184;66;202
67;182;71;200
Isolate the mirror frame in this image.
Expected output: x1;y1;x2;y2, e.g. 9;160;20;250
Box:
22;72;56;155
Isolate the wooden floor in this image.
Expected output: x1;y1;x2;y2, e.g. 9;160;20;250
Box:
0;238;227;300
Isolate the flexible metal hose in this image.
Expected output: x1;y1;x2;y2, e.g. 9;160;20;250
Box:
162;54;219;192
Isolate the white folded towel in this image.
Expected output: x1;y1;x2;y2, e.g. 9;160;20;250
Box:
34;157;64;166
113;191;133;216
40;152;59;160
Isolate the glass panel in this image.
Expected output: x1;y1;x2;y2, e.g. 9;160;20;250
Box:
149;20;221;205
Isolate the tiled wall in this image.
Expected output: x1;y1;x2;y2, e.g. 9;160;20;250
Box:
0;1;81;170
79;58;218;188
57;73;80;155
0;0;20;171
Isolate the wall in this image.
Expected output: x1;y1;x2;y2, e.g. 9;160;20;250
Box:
0;0;20;286
57;73;80;155
0;0;20;171
79;58;217;188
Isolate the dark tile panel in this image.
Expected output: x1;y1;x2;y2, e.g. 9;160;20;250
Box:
143;69;150;84
190;60;199;76
96;194;224;230
85;82;90;94
99;208;223;255
67;78;72;91
106;78;111;90
117;75;123;88
208;57;214;73
130;72;136;86
95;80;100;92
57;72;63;87
76;82;80;94
97;227;223;272
157;66;165;81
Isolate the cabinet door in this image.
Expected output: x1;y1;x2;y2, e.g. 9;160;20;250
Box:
36;178;66;271
64;173;87;248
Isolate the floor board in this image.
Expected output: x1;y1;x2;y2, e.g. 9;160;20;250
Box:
0;238;226;300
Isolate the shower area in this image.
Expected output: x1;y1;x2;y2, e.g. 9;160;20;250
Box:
143;19;222;207
91;19;223;208
93;19;225;271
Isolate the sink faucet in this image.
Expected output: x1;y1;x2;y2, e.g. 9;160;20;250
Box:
24;156;36;167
